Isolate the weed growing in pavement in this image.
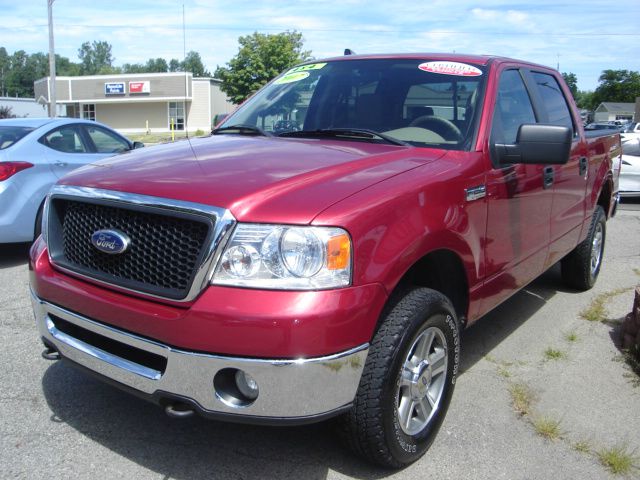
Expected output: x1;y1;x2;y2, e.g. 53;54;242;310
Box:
532;416;563;441
497;366;511;378
544;347;567;361
564;331;579;343
574;440;592;454
633;268;640;277
580;288;631;322
597;445;638;475
509;382;534;417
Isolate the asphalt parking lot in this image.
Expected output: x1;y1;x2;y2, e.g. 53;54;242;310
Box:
1;202;639;479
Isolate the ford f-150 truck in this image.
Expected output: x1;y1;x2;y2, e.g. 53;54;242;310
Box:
29;53;621;467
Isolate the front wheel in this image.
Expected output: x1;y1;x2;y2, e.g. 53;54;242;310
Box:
338;288;460;468
561;206;606;291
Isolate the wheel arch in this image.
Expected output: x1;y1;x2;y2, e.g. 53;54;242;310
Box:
385;247;471;329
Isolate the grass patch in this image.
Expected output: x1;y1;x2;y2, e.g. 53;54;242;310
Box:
532;416;562;441
574;440;592;454
544;347;567;361
497;366;511;378
564;331;579;343
509;382;534;417
580;288;631;322
597;445;638;475
633;268;640;277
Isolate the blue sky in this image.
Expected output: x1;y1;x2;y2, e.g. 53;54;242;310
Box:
0;0;638;91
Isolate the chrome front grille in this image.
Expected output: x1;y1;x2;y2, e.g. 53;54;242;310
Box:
46;186;235;301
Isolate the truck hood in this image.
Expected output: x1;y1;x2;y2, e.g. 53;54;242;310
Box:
61;135;444;224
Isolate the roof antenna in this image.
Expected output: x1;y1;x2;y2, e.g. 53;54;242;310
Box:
344;48;356;56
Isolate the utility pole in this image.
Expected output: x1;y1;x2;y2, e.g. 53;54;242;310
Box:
47;0;56;117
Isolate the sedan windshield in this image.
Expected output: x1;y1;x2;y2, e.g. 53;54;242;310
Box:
218;59;486;150
0;126;34;150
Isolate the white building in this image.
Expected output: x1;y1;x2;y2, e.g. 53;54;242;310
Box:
0;96;51;117
34;72;235;133
593;102;635;123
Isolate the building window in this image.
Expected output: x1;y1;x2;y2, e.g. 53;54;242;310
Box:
82;104;96;121
168;102;185;131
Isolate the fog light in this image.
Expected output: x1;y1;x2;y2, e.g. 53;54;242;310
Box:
235;370;259;400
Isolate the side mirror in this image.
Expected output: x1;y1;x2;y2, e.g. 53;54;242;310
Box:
495;124;572;165
132;141;145;149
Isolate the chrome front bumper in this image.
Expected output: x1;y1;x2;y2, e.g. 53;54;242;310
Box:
31;291;368;422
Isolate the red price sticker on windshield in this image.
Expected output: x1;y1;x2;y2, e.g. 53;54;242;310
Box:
418;61;482;77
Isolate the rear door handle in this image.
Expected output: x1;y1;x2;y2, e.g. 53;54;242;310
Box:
579;157;588;177
543;166;554;189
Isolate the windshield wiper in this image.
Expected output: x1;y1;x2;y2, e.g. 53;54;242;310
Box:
212;124;272;137
277;128;409;146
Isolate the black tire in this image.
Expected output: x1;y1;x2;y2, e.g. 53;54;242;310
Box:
33;202;44;242
337;287;460;468
561;205;606;291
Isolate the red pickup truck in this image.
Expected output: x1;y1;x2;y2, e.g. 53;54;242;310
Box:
30;53;621;467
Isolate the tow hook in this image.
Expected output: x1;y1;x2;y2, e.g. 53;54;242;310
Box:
41;346;61;361
165;403;195;419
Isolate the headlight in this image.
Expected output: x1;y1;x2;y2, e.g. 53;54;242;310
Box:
212;224;352;289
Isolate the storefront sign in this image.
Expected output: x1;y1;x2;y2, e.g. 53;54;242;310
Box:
129;81;150;94
104;82;125;95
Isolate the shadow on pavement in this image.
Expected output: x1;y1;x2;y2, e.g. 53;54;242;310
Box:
41;361;391;480
460;263;569;373
40;262;576;478
0;242;31;268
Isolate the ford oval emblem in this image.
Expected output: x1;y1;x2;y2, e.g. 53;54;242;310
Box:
91;229;131;255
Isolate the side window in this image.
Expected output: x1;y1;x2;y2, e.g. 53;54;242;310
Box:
41;126;88;153
491;69;537;144
531;72;574;134
84;126;130;153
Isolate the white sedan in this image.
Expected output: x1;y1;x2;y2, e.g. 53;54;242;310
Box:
620;136;640;197
0;117;143;243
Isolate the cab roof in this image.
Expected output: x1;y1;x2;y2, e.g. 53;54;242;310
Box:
313;52;554;71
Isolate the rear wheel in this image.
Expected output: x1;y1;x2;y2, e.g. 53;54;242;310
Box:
338;288;460;468
561;206;606;290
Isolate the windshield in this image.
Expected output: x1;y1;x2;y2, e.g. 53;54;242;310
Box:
624;122;637;133
0;126;34;150
220;59;486;150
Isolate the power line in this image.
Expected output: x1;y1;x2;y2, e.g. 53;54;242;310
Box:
1;24;639;37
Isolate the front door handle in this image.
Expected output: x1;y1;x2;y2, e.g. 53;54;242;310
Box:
543;166;554;189
579;157;588;177
55;162;68;167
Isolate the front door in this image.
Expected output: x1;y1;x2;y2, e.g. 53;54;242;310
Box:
480;68;554;313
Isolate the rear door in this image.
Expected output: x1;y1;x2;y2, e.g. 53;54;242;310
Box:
524;70;587;267
80;124;132;154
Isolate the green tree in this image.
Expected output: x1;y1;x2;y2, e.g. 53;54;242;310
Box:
123;57;169;74
575;90;595;110
0;47;9;96
592;69;640;108
78;40;116;75
168;58;181;72
146;57;168;73
562;72;578;100
56;54;81;76
214;31;311;104
182;51;209;77
122;62;146;73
